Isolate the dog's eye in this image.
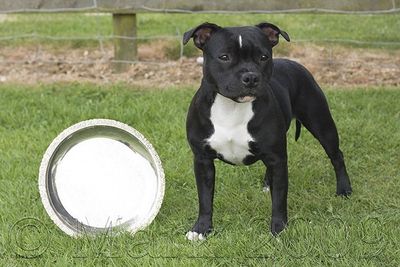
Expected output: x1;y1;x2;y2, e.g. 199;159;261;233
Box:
218;54;230;61
260;55;269;61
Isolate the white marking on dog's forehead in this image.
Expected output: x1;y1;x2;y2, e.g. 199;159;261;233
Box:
238;35;243;48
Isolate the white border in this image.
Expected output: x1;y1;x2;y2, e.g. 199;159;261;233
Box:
38;119;165;237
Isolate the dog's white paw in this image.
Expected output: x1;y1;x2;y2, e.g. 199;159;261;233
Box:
196;56;204;65
186;231;206;241
263;186;270;193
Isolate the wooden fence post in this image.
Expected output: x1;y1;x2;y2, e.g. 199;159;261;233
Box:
112;13;137;72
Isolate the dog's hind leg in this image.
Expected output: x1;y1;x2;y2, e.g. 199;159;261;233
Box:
294;82;352;196
263;168;272;192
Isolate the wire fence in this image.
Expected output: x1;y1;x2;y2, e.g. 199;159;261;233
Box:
1;0;399;14
0;1;399;86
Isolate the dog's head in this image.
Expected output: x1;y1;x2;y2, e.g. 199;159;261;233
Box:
183;22;290;102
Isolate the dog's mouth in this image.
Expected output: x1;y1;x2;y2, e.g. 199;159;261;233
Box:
236;95;256;103
237;96;256;103
219;86;257;103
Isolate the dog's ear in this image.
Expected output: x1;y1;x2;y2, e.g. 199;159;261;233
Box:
183;22;221;49
256;22;290;47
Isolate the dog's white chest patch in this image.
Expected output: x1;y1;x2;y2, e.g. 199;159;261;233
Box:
207;94;255;165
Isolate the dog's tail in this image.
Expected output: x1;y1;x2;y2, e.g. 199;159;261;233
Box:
295;119;301;141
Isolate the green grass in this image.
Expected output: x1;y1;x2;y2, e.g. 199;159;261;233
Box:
1;13;400;49
0;84;399;266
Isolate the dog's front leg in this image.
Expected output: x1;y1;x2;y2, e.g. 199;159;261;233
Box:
265;160;288;235
186;156;215;240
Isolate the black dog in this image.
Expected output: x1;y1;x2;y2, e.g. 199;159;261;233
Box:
183;22;352;240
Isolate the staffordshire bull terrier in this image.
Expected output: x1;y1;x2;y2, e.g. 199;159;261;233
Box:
183;22;352;240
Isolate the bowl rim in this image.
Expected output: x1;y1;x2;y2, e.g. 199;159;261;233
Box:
38;118;165;237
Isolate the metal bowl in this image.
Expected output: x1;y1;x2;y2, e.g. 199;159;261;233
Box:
38;119;165;237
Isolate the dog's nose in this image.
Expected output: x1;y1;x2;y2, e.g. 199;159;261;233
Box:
241;72;260;88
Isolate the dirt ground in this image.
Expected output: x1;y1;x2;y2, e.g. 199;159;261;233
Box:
0;42;399;88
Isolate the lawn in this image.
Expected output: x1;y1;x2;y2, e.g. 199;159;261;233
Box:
1;13;400;49
0;84;399;266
